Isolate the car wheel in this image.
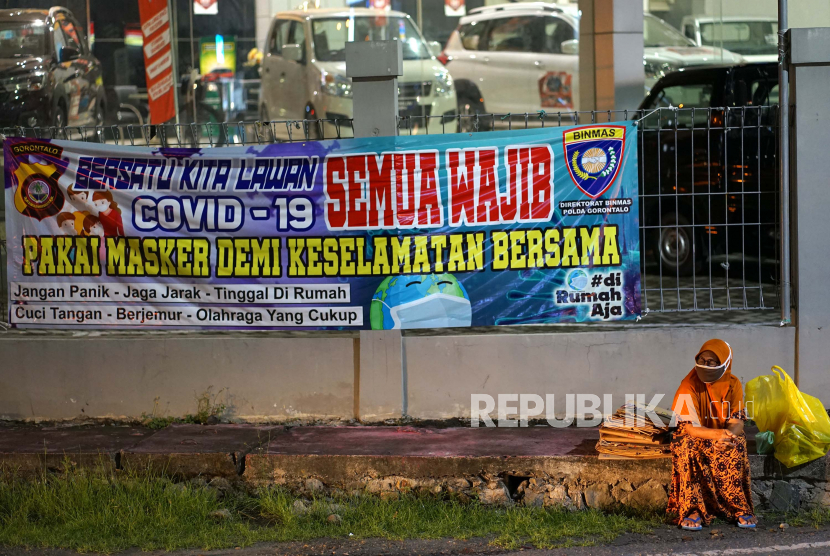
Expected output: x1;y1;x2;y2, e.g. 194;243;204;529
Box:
303;104;322;140
95;101;105;126
658;213;699;276
304;119;322;140
458;94;491;132
195;102;227;147
52;104;67;131
90;101;106;142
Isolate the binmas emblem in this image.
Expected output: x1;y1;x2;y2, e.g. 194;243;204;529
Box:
563;125;626;199
13;160;65;220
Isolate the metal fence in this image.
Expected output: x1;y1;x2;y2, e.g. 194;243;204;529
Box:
0;237;5;326
0;106;781;318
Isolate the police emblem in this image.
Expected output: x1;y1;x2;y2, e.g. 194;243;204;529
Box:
563;125;626;199
13;160;65;220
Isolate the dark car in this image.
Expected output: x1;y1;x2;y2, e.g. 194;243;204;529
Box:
0;7;105;129
637;62;779;276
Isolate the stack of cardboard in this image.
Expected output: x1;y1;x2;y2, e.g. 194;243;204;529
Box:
595;402;675;459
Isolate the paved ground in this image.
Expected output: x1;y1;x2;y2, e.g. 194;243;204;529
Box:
0;422;762;478
5;522;830;555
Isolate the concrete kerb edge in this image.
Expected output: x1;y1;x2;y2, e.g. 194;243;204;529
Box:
1;435;826;511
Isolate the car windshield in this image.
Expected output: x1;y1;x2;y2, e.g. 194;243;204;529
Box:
0;20;49;57
699;21;778;56
312;16;431;62
644;83;714;109
644;15;695;48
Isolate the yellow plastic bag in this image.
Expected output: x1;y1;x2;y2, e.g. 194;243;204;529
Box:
745;366;830;468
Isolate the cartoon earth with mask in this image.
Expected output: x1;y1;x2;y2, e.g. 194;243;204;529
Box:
370;273;472;330
567;269;589;291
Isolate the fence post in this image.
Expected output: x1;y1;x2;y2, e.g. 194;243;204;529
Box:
779;0;791;327
345;40;403;139
345;40;406;420
788;27;830;397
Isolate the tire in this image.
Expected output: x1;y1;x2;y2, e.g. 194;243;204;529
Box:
457;94;491;132
91;100;106;142
94;100;105;126
304;119;322;141
303;104;322;140
195;102;227;147
52;103;67;131
658;213;700;277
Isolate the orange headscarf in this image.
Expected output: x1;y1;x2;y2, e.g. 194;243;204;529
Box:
671;339;744;429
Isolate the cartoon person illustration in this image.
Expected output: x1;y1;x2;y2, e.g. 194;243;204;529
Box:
67;184;90;208
56;211;77;235
91;190;124;236
82;214;105;238
58;210;90;235
55;211;82;263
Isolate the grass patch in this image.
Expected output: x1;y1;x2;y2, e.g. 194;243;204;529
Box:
257;488;659;549
0;467;661;552
784;507;830;529
140;387;227;429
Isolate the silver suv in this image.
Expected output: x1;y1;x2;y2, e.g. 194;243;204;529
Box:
260;8;457;137
442;3;742;125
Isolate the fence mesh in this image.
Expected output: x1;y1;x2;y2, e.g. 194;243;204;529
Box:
0;107;780;319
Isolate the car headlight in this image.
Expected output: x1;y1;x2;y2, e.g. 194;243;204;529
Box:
433;71;453;96
644;60;679;81
321;72;352;98
0;71;47;92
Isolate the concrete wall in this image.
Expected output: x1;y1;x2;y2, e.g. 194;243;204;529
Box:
789;28;830;413
0;323;796;422
579;0;646;112
0;334;355;422
404;324;796;419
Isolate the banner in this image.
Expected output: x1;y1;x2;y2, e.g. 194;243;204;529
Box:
445;0;466;17
194;0;218;15
138;0;176;125
4;124;641;330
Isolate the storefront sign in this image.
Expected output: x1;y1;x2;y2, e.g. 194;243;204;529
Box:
199;35;236;77
194;0;218;15
4;124;641;330
445;0;466;17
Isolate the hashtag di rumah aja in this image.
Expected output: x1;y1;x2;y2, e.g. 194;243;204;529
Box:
555;289;623;304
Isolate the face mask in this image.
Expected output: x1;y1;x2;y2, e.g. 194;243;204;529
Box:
388;293;472;329
695;343;732;383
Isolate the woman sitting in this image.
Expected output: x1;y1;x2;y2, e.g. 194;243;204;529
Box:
667;339;758;530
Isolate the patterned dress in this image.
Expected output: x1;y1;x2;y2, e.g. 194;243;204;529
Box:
666;410;754;525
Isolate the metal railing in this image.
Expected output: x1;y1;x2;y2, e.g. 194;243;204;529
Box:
0;238;6;324
0;107;781;317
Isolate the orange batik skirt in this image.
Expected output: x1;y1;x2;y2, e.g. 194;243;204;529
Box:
666;413;754;525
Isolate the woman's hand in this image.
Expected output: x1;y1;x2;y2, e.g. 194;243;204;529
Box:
715;429;738;451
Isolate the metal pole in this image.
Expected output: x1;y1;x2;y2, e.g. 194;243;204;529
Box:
168;0;181;124
778;0;791;326
189;0;197;120
189;0;196;69
416;0;423;34
86;0;91;44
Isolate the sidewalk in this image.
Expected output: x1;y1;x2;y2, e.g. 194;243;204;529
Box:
0;422;826;512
